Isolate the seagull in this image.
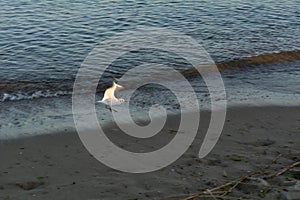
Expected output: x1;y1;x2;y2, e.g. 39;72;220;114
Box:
98;81;125;112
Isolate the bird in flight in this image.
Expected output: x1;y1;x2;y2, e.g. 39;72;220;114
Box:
98;81;125;112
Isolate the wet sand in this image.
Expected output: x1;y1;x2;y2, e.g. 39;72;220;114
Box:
0;106;299;200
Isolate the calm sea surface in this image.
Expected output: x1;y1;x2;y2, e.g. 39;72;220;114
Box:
0;0;299;138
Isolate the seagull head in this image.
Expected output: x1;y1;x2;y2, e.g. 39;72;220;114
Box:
113;81;124;90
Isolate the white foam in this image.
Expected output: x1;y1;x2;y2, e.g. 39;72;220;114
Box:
1;91;72;102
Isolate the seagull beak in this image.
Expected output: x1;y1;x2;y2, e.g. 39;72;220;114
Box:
116;84;124;90
113;80;124;90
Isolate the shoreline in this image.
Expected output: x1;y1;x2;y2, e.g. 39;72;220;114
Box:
1;101;300;141
0;105;299;199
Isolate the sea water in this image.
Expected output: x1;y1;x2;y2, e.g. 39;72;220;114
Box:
0;0;299;139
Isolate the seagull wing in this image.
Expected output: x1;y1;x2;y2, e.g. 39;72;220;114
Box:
101;86;117;102
99;81;124;103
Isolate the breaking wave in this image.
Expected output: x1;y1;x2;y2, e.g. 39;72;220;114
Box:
1;90;71;102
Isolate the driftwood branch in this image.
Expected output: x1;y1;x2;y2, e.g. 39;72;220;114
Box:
265;161;300;179
163;154;300;200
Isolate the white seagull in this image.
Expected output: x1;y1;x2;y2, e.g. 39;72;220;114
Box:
98;81;125;112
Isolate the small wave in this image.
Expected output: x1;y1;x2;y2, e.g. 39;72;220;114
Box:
182;49;300;76
218;49;300;69
1;90;71;102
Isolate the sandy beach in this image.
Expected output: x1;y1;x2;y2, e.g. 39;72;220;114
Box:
0;106;299;200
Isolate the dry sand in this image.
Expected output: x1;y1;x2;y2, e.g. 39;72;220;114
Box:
0;106;299;200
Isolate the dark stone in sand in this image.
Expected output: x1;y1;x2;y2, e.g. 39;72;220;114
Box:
205;179;219;187
246;139;276;147
203;158;222;166
0;185;4;190
257;139;276;146
16;181;44;190
290;169;300;180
